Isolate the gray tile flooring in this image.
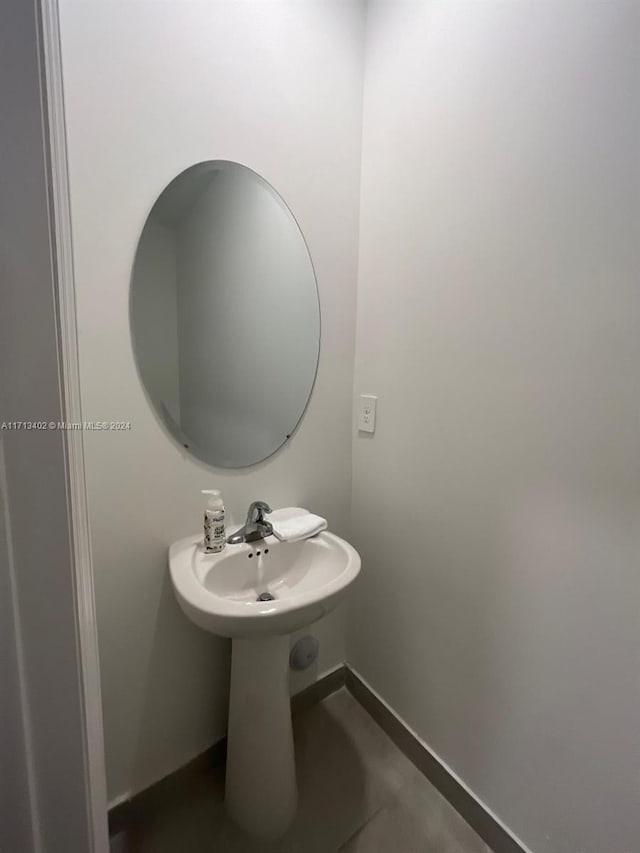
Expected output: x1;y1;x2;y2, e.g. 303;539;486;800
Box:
111;689;492;853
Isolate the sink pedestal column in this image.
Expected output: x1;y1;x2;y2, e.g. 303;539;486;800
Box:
225;635;297;839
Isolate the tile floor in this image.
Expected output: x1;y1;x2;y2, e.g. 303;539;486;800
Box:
111;689;492;853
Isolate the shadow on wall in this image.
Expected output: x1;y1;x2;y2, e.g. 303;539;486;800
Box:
131;565;231;796
482;483;640;853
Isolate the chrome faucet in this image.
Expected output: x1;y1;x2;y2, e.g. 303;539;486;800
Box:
227;500;273;544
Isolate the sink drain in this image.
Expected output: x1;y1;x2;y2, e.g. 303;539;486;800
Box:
256;592;275;602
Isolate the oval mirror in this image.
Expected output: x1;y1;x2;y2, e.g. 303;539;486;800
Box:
130;161;320;468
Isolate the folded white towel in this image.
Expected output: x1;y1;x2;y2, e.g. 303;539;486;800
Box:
270;507;327;542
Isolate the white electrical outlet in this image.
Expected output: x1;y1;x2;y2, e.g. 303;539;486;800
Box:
358;394;377;433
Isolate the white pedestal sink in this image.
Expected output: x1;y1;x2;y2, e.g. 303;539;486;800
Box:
168;529;360;840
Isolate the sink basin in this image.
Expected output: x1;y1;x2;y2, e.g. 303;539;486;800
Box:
169;530;360;638
168;526;361;840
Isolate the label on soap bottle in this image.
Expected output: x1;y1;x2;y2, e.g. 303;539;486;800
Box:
204;508;226;553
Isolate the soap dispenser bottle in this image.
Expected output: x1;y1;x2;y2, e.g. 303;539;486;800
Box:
202;489;226;553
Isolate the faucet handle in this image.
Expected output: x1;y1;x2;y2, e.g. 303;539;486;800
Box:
248;500;272;521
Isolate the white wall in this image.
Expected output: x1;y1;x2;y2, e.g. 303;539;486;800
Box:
59;0;365;802
350;3;640;853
